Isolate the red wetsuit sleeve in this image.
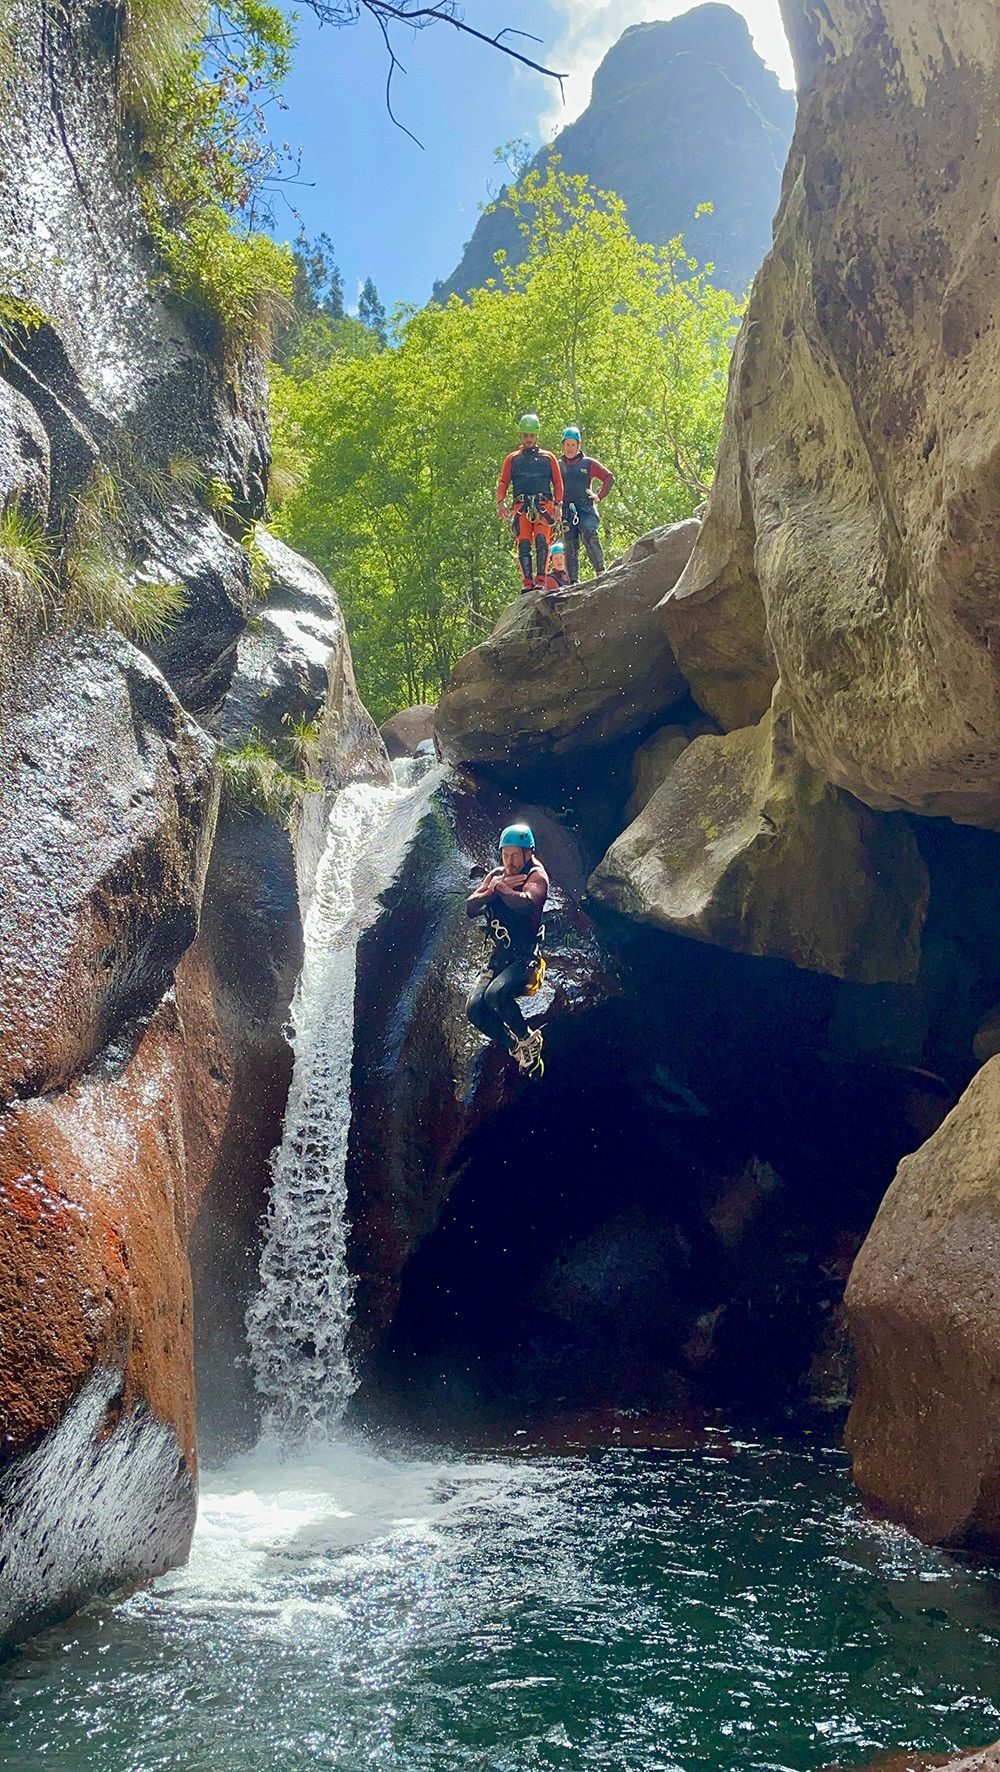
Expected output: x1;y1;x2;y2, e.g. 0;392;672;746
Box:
546;454;564;503
588;460;615;498
497;455;516;501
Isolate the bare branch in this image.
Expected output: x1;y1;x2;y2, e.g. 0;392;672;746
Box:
302;0;567;131
369;7;425;148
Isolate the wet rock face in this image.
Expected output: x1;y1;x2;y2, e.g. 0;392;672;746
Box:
434;521;699;771
0;0;269;716
590;698;928;983
0;1001;199;1645
181;808;303;1453
347;775;616;1368
0;632;216;1103
662;0;1000;824
845;1058;1000;1548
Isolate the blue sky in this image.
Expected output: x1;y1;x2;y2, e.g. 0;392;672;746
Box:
274;1;794;310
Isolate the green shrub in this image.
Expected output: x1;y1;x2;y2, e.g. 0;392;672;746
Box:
0;509;57;620
63;544;189;642
218;733;319;823
149;207;294;353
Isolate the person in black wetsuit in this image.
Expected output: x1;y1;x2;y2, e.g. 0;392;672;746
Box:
559;427;615;583
466;822;549;1076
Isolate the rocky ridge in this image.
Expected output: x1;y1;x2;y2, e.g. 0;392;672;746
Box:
436;4;795;300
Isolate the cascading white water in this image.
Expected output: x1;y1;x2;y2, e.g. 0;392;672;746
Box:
246;757;443;1437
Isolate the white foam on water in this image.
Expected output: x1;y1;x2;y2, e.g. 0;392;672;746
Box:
246;759;444;1438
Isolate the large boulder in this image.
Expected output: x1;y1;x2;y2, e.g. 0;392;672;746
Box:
0;999;200;1646
845;1057;1000;1547
0;633;216;1103
380;704;437;760
434;520;699;769
589;695;928;983
659;0;1000;825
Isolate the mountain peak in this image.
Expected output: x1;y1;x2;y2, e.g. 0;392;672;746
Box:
434;4;795;303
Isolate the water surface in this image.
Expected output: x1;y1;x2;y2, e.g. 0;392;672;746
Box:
3;1433;1000;1772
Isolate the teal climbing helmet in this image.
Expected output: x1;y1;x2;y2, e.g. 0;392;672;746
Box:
499;822;535;851
562;426;581;442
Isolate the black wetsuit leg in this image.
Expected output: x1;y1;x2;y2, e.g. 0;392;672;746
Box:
466;959;532;1046
581;522;605;574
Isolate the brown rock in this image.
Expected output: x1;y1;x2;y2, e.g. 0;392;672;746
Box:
823;1748;1000;1772
0;633;217;1103
625;713;718;821
658;1;1000;824
846;1058;1000;1545
380;704;437;759
434;520;699;769
657;324;778;731
589;695;928;982
0;1000;198;1644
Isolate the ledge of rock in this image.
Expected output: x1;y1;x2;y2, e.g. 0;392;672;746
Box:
654;0;1000;824
845;1057;1000;1547
0;998;200;1646
434;520;699;769
825;1746;1000;1771
589;696;928;983
0;633;217;1103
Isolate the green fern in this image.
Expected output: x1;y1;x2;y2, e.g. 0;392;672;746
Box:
244;528;272;598
205;474;235;515
282;710;322;767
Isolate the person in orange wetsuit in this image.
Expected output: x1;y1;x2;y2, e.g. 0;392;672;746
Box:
496;415;564;593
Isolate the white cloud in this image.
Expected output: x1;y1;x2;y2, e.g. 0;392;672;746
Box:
538;0;795;138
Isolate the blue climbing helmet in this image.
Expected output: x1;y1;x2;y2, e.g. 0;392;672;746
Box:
562;427;581;442
499;822;535;852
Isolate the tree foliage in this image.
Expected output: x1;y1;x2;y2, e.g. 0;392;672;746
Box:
273;161;742;720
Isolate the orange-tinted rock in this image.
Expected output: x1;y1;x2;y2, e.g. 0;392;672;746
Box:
0;632;216;1104
0;1000;198;1644
823;1748;1000;1772
845;1059;1000;1545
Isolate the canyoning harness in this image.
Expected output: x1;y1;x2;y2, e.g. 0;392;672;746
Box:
511;493;561;528
484;912;547;992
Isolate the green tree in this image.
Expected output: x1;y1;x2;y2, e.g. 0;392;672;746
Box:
358;277;388;347
273;161;742;719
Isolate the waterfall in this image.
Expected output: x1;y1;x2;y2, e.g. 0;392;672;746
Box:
246;757;443;1438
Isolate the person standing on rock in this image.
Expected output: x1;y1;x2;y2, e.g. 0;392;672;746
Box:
560;427;614;583
466;823;549;1077
496;416;564;594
